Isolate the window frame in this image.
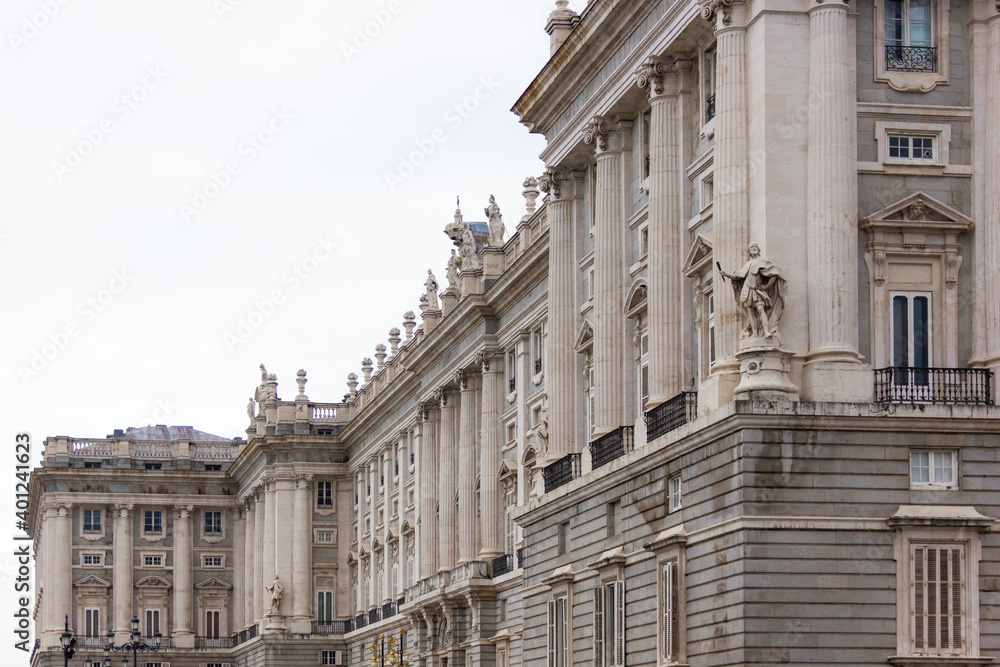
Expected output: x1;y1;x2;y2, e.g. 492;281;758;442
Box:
910;449;958;490
203;510;223;538
82;508;102;535
316;480;334;510
668;476;682;512
873;0;950;92
547;594;570;667
84;607;101;638
143;510;163;537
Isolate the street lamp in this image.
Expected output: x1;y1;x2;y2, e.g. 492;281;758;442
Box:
369;632;407;667
104;616;162;666
59;616;77;667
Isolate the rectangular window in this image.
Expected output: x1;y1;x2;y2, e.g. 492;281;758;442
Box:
702;175;714;207
910;450;957;488
85;608;100;637
317;590;334;623
505;483;518;555
594;579;626;667
144;554;163;567
317;481;333;509
641;110;652;180
498;647;507;667
83;553;102;566
205;464;222;471
144;510;162;535
206;610;221;639
892;292;932;371
533;327;544;374
84;461;102;469
588;368;596;436
83;509;101;533
144;609;160;636
204;511;222;536
640;227;649;258
884;0;937;72
321;650;337;665
203;555;223;568
606;500;619;540
547;595;569;667
912;544;964;654
507;349;517;393
506;421;517;444
406;539;415;585
888;134;935;160
661;560;680;662
707;294;716;369
317;531;334;544
557;521;569;556
669;476;682;512
704;46;717;122
587;268;595;301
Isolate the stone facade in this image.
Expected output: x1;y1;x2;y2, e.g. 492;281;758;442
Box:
28;0;1000;665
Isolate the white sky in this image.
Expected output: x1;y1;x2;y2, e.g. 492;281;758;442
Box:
0;0;587;656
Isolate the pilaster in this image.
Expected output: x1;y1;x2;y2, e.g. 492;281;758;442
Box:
54;504;72;637
231;507;245;631
418;405;438;579
291;474;313;633
243;499;255;628
437;387;457;572
112;503;133;640
980;2;1000;391
457;371;479;563
172;505;194;648
478;351;504;559
273;472;294;620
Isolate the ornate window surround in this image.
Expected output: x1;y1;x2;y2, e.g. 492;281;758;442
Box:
861;192;972;368
644;525;688;667
873;0;950;92
864;120;955;175
684;234;715;382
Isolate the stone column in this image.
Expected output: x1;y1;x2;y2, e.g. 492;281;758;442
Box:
232;507;245;631
540;168;576;457
53;505;72;633
802;0;869;400
478;351;504;559
273;475;294;617
257;485;269;621
41;506;55;641
982;4;1000;383
172;506;194;647
291;474;313;633
637;57;684;406
112;504;133;641
585;116;627;436
243;500;255;628
704;1;750;405
418;406;438;579
457;371;478;563
437;388;457;572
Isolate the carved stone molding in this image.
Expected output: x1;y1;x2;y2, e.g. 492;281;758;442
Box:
583;115;615;152
476;349;501;372
539;168;568;200
700;0;734;25
635;55;674;96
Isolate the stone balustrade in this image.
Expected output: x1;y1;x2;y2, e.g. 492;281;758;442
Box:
46;436;244;462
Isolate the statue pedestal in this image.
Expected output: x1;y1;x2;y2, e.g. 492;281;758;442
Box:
734;339;799;401
440;287;460;316
461;269;481;297
482;246;504;280
263;612;287;634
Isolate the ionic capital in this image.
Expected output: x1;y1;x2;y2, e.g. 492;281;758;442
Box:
635;55;676;97
539;167;569;200
583;115;616;153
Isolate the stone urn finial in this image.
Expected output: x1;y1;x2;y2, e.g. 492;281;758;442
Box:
361;358;374;383
295;369;308;399
347;372;359;397
388;328;401;355
374;344;387;370
522;176;540;220
402;312;417;342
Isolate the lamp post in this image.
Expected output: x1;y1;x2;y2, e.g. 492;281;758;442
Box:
102;616;161;667
59;616;77;667
368;632;407;667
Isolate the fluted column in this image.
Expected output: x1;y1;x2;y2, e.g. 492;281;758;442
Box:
256;486;268;621
53;505;72;632
232;507;245;631
478;351;504;559
585;117;627;435
457;371;478;563
172;505;194;646
273;475;293;616
806;0;861;363
291;474;313;632
638;57;684;405
437;388;457;572
707;2;750;386
540;168;576;458
42;506;56;640
418;406;438;579
243;500;255;627
983;5;1000;374
112;504;133;640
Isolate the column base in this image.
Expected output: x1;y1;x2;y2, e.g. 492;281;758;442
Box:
263;612;287;634
734;343;800;401
171;631;195;649
289;616;312;634
698;365;741;413
800;358;873;402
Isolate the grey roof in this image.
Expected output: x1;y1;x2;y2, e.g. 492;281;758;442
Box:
124;425;233;442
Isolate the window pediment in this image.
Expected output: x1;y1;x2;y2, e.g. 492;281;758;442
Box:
862;191;972;237
574;319;594;353
135;576;171;589
625;280;648;318
683;233;714;277
194;577;232;591
74;575;112;591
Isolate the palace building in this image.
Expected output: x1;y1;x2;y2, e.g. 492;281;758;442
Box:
29;0;1000;665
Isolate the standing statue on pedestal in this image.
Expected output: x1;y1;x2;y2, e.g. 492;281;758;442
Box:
424;270;440;310
446;249;461;288
718;242;787;341
266;575;283;614
485;194;505;247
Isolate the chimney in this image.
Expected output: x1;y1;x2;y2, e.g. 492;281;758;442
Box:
545;0;579;56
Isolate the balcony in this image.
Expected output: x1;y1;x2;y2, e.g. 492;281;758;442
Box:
590;426;635;470
644;391;698;442
492;553;515;577
885;44;937;72
543;453;581;493
382;601;397;619
706;93;716;121
355;612;368;629
195;636;232;649
874;367;993;405
313;620;350;635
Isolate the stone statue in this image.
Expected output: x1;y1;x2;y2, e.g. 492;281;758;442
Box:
459;225;480;271
534;397;549;453
446;248;461;287
718;242;787;340
247;397;255;421
259;364;268;382
266;575;283;614
424;270;440;310
485;194;505;246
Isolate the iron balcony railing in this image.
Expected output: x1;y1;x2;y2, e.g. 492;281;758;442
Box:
355;612;368;629
517;547;524;569
706;92;716;121
874;367;993;405
885;44;937;72
543;453;581;493
397;595;406;609
492;553;515;577
590;426;635;470
368;608;381;624
312;620;350;635
195;636;233;649
382;601;397;620
644;391;698;442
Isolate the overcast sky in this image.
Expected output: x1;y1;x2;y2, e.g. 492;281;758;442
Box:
0;0;586;653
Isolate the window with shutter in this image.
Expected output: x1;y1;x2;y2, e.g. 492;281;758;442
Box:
662;560;679;661
614;579;626;667
206;610;220;639
912;544;964;654
707;295;716;368
593;585;604;667
589;369;596;435
547;600;557;667
639;333;649;409
85;608;100;637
